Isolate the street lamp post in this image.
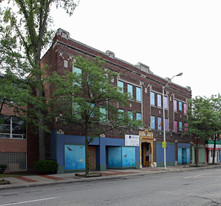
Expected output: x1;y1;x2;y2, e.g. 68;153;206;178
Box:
162;72;183;169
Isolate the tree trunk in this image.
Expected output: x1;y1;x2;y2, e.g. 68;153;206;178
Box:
38;112;45;160
37;87;45;160
195;137;199;167
35;56;45;160
212;134;217;164
35;48;46;160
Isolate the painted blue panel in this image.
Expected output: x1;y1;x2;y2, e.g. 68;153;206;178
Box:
108;147;122;168
51;131;57;160
166;144;175;162
157;143;175;163
178;143;190;148
187;148;190;163
64;145;85;170
178;148;182;163
104;137;125;146
182;148;187;164
54;134;136;170
220;151;221;162
156;143;164;162
57;134;65;166
135;147;139;164
122;147;135;167
98;137;106;165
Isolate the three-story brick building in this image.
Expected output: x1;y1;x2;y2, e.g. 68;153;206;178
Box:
36;29;192;173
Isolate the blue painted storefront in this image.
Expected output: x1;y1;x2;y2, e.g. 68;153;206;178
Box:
156;142;175;167
108;147;136;168
51;131;139;173
177;143;190;165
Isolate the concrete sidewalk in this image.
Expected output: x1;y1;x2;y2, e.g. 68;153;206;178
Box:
1;164;221;190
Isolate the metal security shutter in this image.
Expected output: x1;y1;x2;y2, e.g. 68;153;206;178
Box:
0;152;27;171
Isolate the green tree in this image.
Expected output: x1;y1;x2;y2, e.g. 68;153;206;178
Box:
187;96;213;166
0;0;79;161
209;94;221;164
187;95;221;166
49;56;143;175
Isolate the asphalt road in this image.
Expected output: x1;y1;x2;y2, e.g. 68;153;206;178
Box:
0;168;221;206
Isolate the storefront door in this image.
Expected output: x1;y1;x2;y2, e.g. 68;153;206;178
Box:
142;142;151;167
182;148;187;165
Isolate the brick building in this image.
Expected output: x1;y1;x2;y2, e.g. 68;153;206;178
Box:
38;29;192;173
0;76;27;171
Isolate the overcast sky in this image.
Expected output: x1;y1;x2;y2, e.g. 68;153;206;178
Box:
51;0;221;98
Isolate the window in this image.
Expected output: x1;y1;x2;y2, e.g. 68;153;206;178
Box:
151;116;155;129
64;60;68;68
136;113;142;121
118;109;124;120
117;81;124;93
174;100;177;112
158;117;162;130
165;118;169;131
157;94;161;108
136;87;141;102
89;103;95;117
73;102;81;119
0;116;26;139
184;123;188;133
73;67;82;85
100;107;107;122
73;67;82;75
150;92;155;106
179;121;183;131
127;84;133;98
179;101;182;111
174;121;178;132
128;111;133;120
184;103;187;114
164;96;168;109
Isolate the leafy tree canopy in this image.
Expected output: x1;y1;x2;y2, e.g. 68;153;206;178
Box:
187;95;221;140
49;56;143;139
48;56;143;175
0;0;79;160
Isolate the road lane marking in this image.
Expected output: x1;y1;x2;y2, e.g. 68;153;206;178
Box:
184;174;202;179
0;197;58;206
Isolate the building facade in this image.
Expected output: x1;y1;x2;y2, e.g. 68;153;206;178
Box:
0;95;27;172
38;29;192;173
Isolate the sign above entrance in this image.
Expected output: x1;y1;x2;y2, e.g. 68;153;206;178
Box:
139;129;153;140
125;134;139;146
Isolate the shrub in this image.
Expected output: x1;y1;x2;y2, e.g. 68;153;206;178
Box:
0;165;7;174
0;179;10;185
34;160;58;174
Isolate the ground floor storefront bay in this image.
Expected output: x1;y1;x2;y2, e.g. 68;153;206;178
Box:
0;116;27;172
191;140;221;165
51;130;192;173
